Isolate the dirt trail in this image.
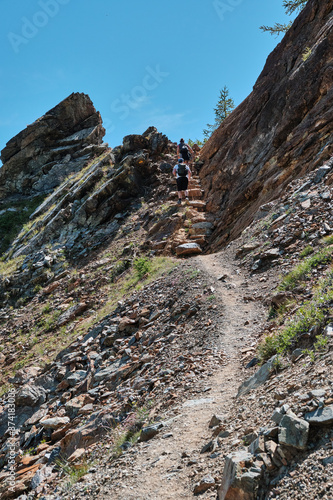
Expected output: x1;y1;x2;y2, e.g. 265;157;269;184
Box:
107;251;267;500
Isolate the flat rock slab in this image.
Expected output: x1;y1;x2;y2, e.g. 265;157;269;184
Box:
189;221;214;236
188;188;203;198
188;200;206;209
41;417;70;430
218;450;260;500
278;413;309;450
237;356;277;397
194;474;215;494
176;243;202;256
139;423;163;442
304;405;333;426
183;398;214;408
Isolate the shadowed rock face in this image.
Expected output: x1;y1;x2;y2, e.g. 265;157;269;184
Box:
199;0;333;250
0;92;107;199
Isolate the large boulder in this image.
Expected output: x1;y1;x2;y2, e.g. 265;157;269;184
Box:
16;384;47;407
218;450;261;500
304;405;333;426
237;356;277;397
278;412;309;450
122;127;169;157
0;93;107;199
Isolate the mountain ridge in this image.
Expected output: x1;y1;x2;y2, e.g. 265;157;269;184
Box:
0;0;332;497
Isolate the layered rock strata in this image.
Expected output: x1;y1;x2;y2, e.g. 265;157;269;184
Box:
199;0;333;249
0;93;107;199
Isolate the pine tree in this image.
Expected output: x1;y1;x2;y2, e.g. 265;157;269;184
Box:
283;0;308;14
260;0;308;36
203;86;234;140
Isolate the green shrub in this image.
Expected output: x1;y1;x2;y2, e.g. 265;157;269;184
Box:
0;195;45;255
56;458;90;488
313;334;329;352
302;47;312;62
321;234;333;246
279;246;333;291
110;260;131;282
300;245;314;258
258;335;278;361
133;257;151;279
259;301;325;362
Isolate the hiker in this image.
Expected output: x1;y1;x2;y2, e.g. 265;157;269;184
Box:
173;158;191;205
177;138;194;165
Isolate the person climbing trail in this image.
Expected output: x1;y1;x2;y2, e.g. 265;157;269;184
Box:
177;138;194;165
173;157;191;205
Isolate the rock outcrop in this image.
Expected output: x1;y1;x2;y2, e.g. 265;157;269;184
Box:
0;93;107;199
199;0;333;249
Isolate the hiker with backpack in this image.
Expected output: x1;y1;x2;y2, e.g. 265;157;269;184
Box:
177;138;194;165
173;157;192;205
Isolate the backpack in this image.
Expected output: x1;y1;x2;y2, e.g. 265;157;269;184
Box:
177;163;187;177
179;143;188;154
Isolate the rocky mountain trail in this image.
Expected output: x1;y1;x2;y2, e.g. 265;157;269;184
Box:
45;246;269;500
0;1;333;495
0;148;333;499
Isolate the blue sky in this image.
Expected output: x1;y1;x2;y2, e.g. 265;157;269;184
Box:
0;0;295;160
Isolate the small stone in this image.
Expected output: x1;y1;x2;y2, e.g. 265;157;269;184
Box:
304;405;333;426
66;370;87;387
291;348;303;361
162;433;173;439
324;324;333;336
41;417;70;430
176;243;202;256
249;435;265;455
321;191;331;200
265;440;278;455
193;474;215;494
218;450;260;499
30;465;54;490
261;452;275;471
139;423;163;442
237;356;278;397
301;198;311;209
310;389;326;398
278;414;309;450
209;414;225;428
314;165;331;183
16;384;47;407
322;456;333;466
201;440;216;454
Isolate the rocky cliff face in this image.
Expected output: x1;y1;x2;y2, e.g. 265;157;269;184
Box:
200;0;333;249
0;93;107;199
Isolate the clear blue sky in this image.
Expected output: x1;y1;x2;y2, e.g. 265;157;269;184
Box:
0;0;294;160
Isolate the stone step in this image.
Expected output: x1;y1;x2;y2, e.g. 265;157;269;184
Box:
188;214;209;223
188;188;204;198
176;242;202;256
189;222;214;236
189;236;206;246
151;241;167;250
188;200;206;210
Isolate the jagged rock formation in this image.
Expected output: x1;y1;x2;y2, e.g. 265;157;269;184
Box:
0;93;107;199
0;91;211;307
1;2;333;496
200;0;333;249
